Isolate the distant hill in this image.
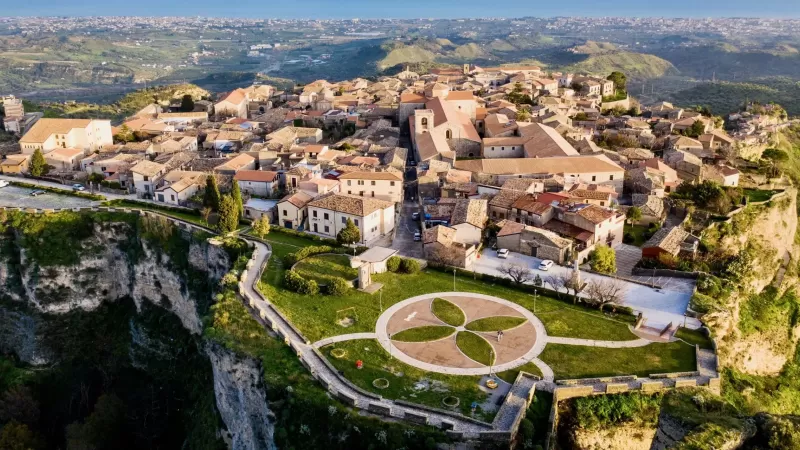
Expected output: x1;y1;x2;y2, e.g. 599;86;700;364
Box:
563;52;678;79
117;83;210;112
668;77;800;116
570;41;618;55
377;43;437;71
452;43;490;60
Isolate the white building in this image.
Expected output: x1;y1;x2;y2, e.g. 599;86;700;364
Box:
306;194;395;245
19;118;113;155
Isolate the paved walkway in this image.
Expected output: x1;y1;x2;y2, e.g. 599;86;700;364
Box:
545;336;652;348
313;332;377;348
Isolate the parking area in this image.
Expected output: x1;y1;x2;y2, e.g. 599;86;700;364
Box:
472;249;697;329
390;202;423;258
0;186;98;209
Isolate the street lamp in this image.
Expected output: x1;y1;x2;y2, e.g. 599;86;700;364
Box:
453;268;456;291
533;288;537;313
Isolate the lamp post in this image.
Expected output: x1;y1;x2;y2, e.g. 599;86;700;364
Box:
453;268;456;291
533;288;537;313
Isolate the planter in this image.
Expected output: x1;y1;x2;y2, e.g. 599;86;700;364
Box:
372;378;390;389
442;396;460;408
330;348;347;359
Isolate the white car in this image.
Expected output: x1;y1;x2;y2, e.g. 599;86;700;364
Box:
538;260;554;271
413;231;421;241
497;249;509;259
72;183;86;191
0;180;9;188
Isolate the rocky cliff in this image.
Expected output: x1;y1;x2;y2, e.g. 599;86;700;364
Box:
0;212;275;450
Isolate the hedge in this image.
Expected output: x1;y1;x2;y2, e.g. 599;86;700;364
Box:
325;277;351;296
387;256;401;272
400;258;420;274
283;269;319;295
269;226;339;246
285;245;369;266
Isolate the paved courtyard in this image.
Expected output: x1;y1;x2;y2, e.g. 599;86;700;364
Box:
472;250;699;329
0;186;98;209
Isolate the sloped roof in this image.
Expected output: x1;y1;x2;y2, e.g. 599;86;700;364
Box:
307;193;392;216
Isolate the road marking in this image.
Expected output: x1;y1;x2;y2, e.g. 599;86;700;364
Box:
404;311;417;321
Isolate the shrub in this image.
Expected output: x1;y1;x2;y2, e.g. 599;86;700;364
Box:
400;258;420;274
284;245;334;266
387;256;401;272
299;278;319;295
623;232;636;244
283;270;305;291
589;245;616;274
326;277;350;296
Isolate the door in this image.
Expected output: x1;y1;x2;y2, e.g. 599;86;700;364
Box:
313;224;318;232
284;221;293;229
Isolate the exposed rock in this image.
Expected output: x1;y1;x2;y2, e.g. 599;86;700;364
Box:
571;424;656;450
206;342;276;450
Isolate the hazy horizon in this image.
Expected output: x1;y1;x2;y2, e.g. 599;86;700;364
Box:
4;0;800;19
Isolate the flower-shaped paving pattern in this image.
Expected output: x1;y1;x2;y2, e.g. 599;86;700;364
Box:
387;296;534;368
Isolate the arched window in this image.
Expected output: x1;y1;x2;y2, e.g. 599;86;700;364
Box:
421;117;428;126
446;130;452;139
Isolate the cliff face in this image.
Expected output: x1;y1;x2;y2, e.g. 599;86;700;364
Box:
0;213;275;450
207;343;276;450
704;190;800;375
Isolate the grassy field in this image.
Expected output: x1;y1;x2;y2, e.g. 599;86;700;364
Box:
497;361;544;383
466;316;526;332
432;298;465;326
392;326;454;342
322;339;493;420
744;189;778;203
539;342;697;379
292;254;358;284
456;332;495;365
675;328;715;350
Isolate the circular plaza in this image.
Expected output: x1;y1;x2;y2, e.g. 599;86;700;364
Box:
375;292;549;376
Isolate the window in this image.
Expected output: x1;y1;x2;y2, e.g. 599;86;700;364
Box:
371;192;375;197
347;180;351;186
324;226;329;233
501;147;505;151
371;180;376;186
283;210;287;216
609;175;614;181
445;130;452;139
143;176;149;182
390;181;395;186
324;213;329;220
313;210;317;218
600;201;605;206
421;117;428;126
591;175;596;181
170;195;175;201
348;190;351;194
354;219;359;226
358;180;364;186
341;217;346;224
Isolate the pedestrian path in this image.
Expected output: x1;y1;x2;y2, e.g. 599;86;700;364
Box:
544;336;652;348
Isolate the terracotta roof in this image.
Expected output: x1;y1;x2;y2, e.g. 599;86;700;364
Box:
450;199;487;228
575;205;615;224
279;191;314;208
512;196;552;215
130;160;166;177
454;156;623;176
307;193;392;217
644;226;689;255
569;189;614;201
158;112;208;119
423;225;457;245
497;220;525;237
234;170;278;182
446;91;475;101
20;118;93;143
215;154;255;172
1;154;29;166
400;92;427;103
47;147;84;159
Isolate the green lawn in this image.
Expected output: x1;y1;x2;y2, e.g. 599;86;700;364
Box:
322;339;493;420
540;342;697;380
496;361;543;384
744;189;777;203
456;331;495;365
392;326;454;342
432;298;466;326
293;254;358;284
466;316;526;332
624;223;649;247
675;328;715;350
102;199;210;228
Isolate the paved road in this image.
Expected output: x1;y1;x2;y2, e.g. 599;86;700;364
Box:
390;202;424;258
0;185;98;209
472;250;699;330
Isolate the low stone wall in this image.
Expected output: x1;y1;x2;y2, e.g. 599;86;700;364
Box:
632;267;701;279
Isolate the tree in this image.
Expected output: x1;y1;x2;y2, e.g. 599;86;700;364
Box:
200;207;212;225
179;94;195;112
607;71;627;92
573;112;589;121
0;421;43;450
216;194;239;234
545;274;566;298
499;262;533;285
252;215;270;238
586;279;625;312
231;181;244;217
626;206;642;225
87;172;104;185
65;394;125;450
387;256;401;272
0;386;39;426
337;218;361;245
589;245;616;274
685;120;706;138
400;258;420;274
203;175;221;211
516;108;531;122
29;148;47;177
113;124;135;142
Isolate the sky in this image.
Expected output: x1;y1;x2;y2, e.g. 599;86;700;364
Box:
4;0;800;19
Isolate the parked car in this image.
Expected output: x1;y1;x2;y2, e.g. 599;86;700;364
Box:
497;249;509;259
538;260;554;271
0;180;9;188
412;212;420;221
72;183;86;191
30;190;46;197
413;231;422;242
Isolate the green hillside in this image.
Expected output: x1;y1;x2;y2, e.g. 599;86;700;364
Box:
453;43;490;59
117;83;210;111
564;52;678;79
378;44;437;70
669;77;800;116
572;41;618;54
